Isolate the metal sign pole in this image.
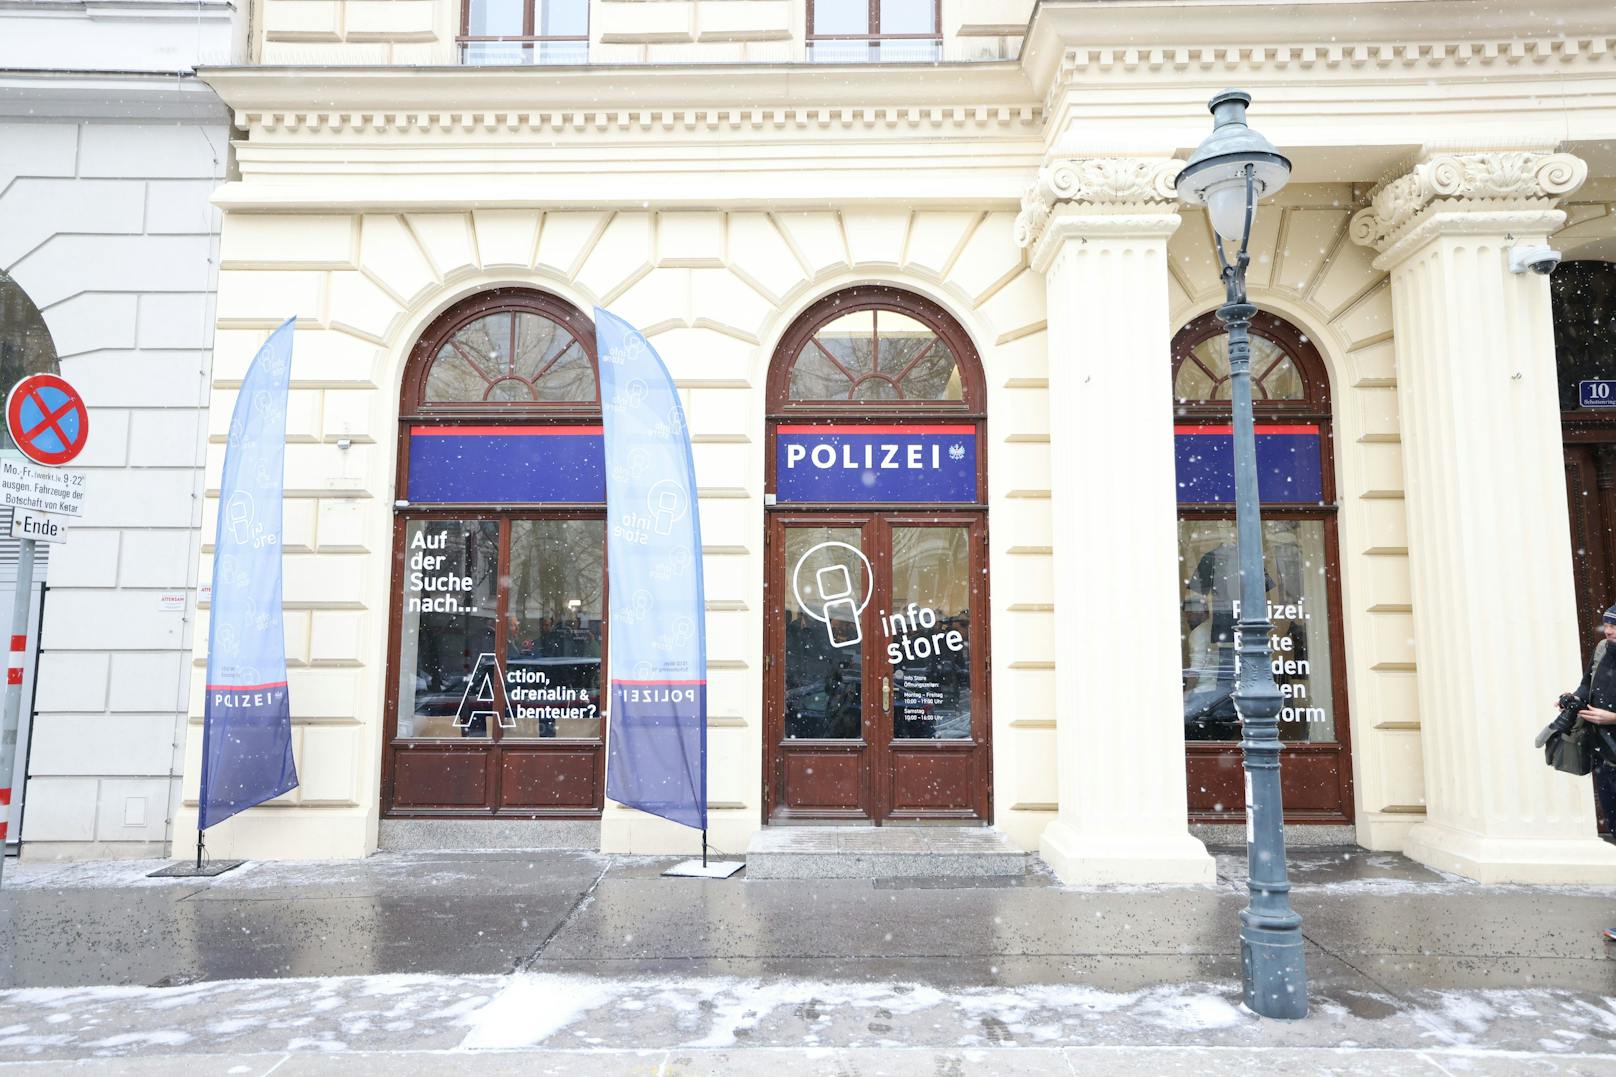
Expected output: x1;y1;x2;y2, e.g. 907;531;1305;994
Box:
0;536;36;888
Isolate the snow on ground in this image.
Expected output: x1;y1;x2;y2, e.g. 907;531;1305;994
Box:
1;973;1615;1062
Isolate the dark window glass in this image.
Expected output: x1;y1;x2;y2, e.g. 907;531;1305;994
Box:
783;526;865;739
397;520;500;739
888;526;971;740
1553;261;1616;411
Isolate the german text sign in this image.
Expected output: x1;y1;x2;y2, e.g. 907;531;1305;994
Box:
0;455;85;517
6;374;89;466
1581;380;1616;409
9;507;68;544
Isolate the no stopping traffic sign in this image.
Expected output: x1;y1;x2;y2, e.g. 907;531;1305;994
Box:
6;374;89;466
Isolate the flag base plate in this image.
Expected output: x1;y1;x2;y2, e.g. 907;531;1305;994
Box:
662;859;743;879
147;859;245;878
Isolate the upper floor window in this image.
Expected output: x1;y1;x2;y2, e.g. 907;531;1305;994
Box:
808;0;941;63
461;0;588;65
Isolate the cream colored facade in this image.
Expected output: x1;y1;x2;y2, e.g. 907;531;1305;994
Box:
175;0;1616;883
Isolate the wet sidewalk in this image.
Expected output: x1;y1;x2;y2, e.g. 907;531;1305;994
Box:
1;846;1615;1071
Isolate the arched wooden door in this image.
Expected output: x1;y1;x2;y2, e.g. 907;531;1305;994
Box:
382;289;608;818
763;287;991;825
1171;310;1355;824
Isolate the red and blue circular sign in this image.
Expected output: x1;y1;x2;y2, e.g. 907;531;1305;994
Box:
6;374;89;466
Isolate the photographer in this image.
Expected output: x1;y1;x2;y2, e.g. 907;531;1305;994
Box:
1558;605;1616;941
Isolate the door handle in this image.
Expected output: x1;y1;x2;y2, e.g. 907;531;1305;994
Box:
882;675;890;711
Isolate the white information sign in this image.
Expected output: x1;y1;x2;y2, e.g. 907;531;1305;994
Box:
0;454;85;517
9;507;68;544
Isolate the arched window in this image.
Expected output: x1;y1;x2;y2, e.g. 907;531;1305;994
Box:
387;289;607;820
1171;310;1352;825
770;286;983;413
0;269;60;454
405;289;598;413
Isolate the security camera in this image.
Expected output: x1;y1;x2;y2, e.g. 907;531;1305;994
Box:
1508;244;1562;276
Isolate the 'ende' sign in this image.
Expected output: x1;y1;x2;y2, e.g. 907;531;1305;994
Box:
775;424;977;504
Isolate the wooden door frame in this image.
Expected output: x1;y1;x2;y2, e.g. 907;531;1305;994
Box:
763;511;993;825
1173;309;1355;825
381;508;609;819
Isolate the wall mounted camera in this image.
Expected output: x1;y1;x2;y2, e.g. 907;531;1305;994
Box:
1508;244;1563;276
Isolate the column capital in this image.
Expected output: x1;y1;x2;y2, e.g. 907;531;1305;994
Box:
1349;150;1588;268
1016;157;1184;270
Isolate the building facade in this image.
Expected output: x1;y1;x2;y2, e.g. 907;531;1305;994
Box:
1;0;242;857
153;0;1616;883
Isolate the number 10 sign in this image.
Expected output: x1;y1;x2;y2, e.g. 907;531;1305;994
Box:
1581;380;1616;409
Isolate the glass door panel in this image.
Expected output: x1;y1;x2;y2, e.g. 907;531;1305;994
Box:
396;519;499;739
886;525;973;740
782;525;868;740
505;519;605;740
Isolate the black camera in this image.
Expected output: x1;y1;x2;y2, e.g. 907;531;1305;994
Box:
1537;693;1591;748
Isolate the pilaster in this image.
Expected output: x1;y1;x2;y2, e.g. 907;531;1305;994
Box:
1017;158;1214;884
1352;150;1616;883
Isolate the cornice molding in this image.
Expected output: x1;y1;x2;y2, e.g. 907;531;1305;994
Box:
1349;151;1589;257
235;103;1042;136
1038;36;1616;118
1015;157;1182;253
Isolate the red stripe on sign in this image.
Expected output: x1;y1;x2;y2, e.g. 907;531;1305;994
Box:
613;679;709;686
0;787;10;805
6;669;20;685
206;681;289;692
410;425;603;437
775;424;975;435
9;635;24;652
0;822;7;839
1173;424;1319;435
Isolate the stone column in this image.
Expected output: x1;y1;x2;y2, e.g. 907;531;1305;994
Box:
1352;151;1616;882
1016;159;1215;883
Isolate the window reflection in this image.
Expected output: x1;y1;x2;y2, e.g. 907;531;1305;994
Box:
888;527;971;740
783;527;865;739
397;520;500;738
1178;519;1334;743
505;519;604;739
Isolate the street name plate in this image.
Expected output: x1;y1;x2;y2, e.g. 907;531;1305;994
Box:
0;454;85;517
1581;380;1616;408
9;507;68;544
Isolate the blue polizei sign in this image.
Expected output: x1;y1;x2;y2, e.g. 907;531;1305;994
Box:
595;308;707;833
1581;380;1616;409
775;424;978;503
407;425;605;503
1174;424;1324;504
200;317;299;830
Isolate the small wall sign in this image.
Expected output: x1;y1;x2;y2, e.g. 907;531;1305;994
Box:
1580;380;1616;409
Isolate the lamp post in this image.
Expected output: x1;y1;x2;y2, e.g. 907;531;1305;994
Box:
1174;89;1307;1020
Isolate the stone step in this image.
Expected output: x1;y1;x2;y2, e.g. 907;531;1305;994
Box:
744;826;1028;880
378;819;600;851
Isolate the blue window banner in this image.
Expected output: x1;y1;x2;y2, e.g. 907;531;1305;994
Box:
774;424;978;504
595;307;708;833
407;425;606;504
1174;424;1324;504
201;317;299;830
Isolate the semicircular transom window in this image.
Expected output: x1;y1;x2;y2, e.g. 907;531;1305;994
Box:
788;307;964;403
1174;332;1304;403
424;308;595;405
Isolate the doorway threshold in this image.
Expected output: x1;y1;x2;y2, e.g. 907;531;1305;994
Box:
378;818;600;852
745;826;1026;880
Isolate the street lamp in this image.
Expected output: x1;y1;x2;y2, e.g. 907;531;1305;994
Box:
1174;90;1307;1020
